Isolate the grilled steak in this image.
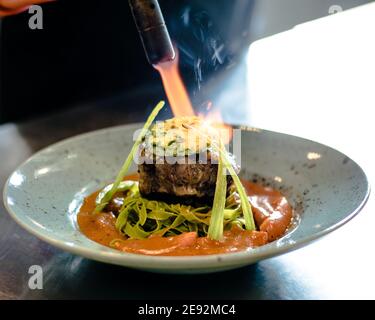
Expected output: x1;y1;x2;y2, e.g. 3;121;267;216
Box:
137;116;237;206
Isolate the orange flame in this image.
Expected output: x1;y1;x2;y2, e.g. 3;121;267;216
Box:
204;108;233;144
154;57;195;117
155;54;232;143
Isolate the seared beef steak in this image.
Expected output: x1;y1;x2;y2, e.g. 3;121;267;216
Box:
139;156;232;206
137;117;236;206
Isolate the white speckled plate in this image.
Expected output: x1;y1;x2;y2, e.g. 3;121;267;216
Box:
3;124;370;274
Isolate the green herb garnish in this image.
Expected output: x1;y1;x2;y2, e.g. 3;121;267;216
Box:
221;149;256;231
207;141;227;240
95;101;165;213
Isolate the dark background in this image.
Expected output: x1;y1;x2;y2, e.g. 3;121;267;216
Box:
0;0;372;123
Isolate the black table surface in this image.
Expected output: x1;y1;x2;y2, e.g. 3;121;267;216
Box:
1;91;374;300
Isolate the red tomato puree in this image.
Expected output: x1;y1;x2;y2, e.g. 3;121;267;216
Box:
77;175;293;256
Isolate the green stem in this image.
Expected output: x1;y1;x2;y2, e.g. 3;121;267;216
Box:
95;101;165;213
221;151;255;231
207;142;227;240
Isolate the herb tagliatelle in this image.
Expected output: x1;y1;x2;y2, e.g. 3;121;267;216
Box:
96;181;245;240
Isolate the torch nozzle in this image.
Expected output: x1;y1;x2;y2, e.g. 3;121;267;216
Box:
129;0;175;65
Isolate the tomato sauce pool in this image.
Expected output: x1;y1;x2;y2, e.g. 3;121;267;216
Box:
77;175;293;256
